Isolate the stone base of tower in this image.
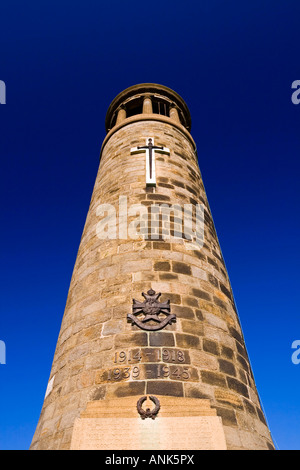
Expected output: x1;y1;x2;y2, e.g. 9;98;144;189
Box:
70;396;227;450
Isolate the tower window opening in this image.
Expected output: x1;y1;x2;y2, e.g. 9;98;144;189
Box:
126;98;143;118
152;99;170;117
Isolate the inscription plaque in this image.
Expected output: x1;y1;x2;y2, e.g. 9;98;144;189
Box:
95;346;199;384
70;397;228;450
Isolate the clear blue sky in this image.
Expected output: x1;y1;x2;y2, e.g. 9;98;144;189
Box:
0;0;299;450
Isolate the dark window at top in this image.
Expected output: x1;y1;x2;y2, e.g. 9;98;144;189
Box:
126;99;143;118
152;99;170;117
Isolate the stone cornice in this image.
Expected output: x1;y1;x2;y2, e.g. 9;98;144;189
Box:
100;114;196;160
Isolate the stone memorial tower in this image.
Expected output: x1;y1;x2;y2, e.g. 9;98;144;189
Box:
30;83;274;450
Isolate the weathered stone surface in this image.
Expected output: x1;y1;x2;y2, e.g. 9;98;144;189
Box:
215;406;238;427
153;261;171;271
176;333;200;349
149;332;175;347
227;377;249;398
146;380;184;397
181;319;204;336
201;370;227;388
214;388;244;410
172;261;192;275
203;338;220;356
218;358;237;377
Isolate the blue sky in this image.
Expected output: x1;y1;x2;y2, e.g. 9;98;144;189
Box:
0;0;300;450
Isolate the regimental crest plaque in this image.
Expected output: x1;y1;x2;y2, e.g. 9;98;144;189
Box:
127;289;176;331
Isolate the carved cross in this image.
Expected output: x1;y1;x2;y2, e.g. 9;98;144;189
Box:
130;137;170;186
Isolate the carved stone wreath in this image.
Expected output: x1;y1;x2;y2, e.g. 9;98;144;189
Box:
137;395;160;420
127;289;176;331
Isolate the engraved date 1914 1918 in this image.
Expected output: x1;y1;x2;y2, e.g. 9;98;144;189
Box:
113;348;188;365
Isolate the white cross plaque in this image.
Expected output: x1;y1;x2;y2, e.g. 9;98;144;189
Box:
130;137;170;186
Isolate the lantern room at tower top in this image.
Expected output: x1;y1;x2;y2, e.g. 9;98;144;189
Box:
104;83;192;133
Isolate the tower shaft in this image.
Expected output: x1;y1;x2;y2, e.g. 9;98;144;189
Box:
31;84;274;450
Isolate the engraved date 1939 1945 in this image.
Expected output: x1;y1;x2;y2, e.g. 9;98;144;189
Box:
106;364;191;381
101;348;193;382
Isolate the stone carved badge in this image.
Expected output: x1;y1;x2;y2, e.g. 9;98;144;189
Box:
127;289;176;331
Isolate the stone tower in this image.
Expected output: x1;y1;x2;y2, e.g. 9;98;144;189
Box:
30;83;274;450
